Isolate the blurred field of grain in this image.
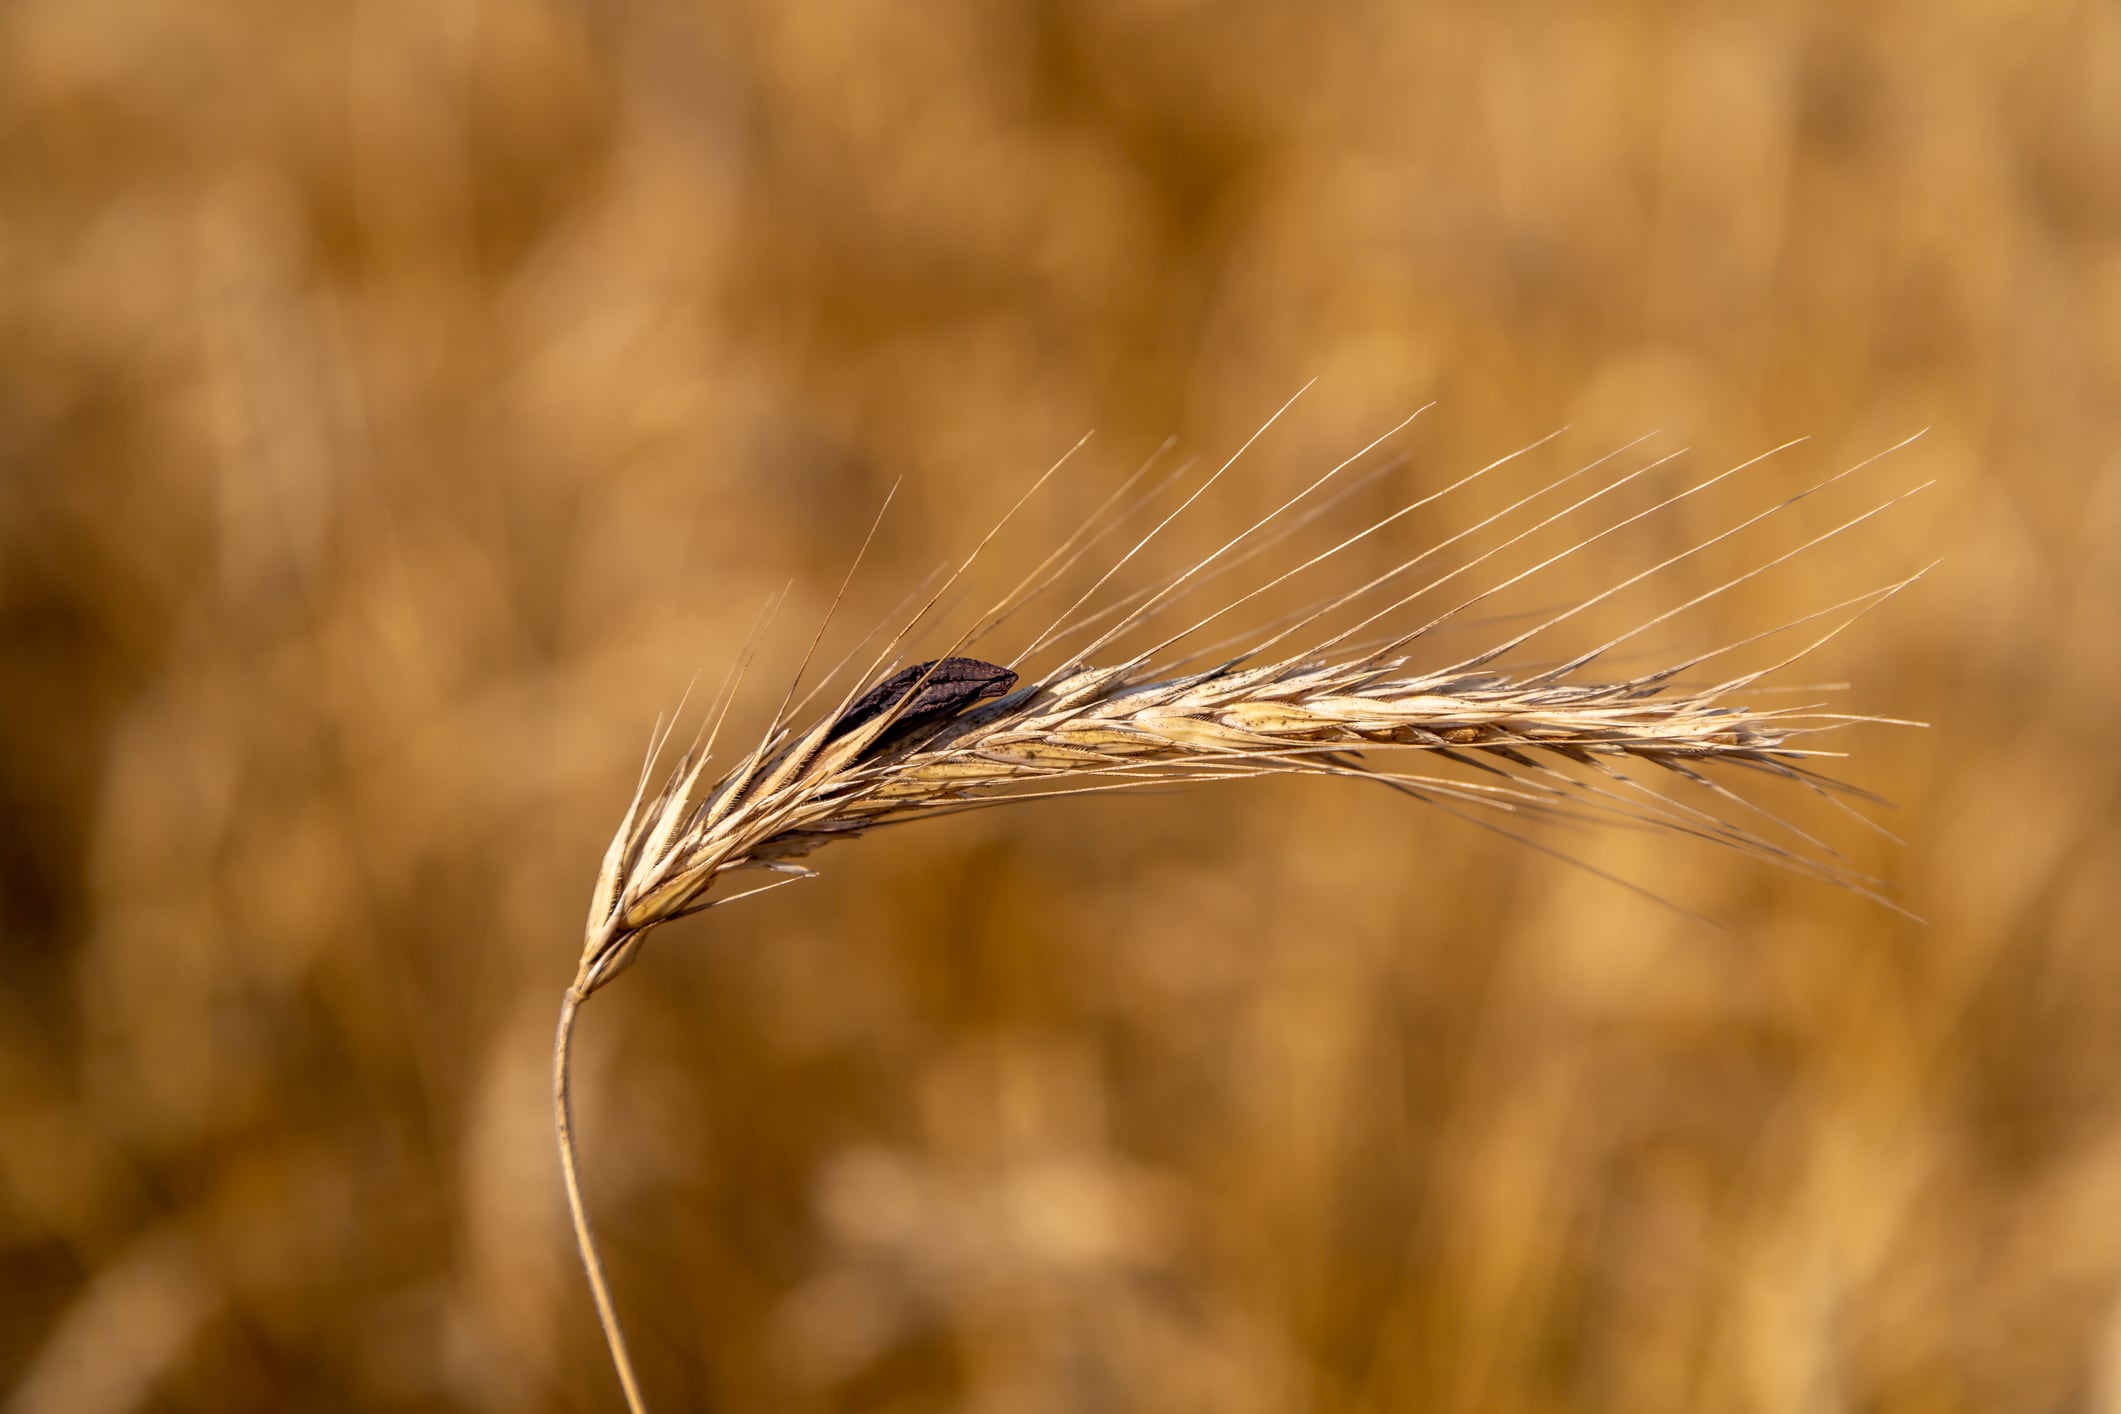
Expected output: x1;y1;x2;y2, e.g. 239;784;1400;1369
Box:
4;3;2119;1411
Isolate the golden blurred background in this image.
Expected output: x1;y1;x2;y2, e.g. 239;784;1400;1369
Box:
5;3;2119;1410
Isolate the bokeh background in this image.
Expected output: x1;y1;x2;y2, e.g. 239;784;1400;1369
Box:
6;3;2120;1410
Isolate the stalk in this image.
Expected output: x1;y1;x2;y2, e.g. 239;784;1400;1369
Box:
554;981;649;1414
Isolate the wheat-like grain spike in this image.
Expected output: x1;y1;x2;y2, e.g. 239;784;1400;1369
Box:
558;417;1925;1413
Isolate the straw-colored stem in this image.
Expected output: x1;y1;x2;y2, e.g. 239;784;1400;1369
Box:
554;984;649;1414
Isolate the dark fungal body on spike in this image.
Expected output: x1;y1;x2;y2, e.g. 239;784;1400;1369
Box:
828;657;1018;751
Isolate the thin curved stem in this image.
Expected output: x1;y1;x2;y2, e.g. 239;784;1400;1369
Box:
554;984;650;1414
